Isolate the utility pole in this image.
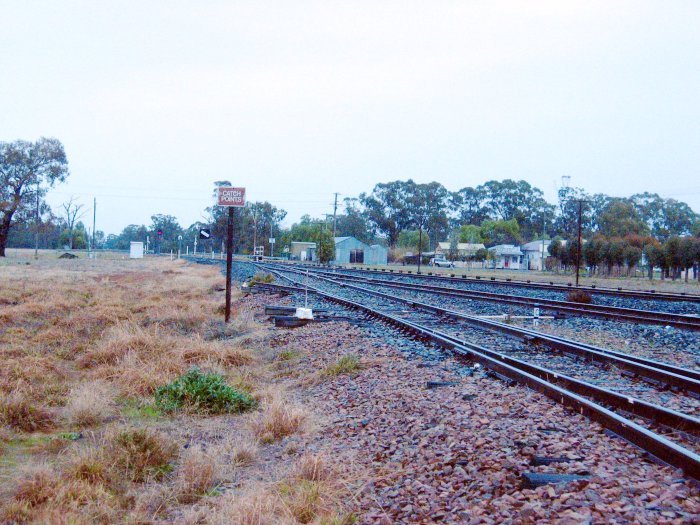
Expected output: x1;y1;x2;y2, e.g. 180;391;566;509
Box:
252;204;258;257
92;197;96;251
34;180;40;259
417;211;424;275
575;199;583;287
541;211;546;271
269;220;274;258
332;192;339;239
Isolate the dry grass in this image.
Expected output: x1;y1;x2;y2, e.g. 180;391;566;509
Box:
213;488;293;525
249;392;308;442
178;338;256;367
215;432;260;468
175;445;220;503
106;426;178;482
64;381;116;427
209;455;352;525
0;256;360;523
66;443;110;484
294;454;331;482
0;390;54;432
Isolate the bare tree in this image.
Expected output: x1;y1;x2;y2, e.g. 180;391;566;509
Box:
61;196;86;249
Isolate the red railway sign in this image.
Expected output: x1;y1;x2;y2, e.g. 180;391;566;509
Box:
217;187;246;207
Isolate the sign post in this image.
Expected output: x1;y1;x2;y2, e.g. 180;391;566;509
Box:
217;187;246;323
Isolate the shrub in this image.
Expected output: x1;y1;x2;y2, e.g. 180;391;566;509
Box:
154;367;256;415
567;290;593;304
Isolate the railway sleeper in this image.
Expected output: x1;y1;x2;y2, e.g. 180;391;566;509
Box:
521;472;591;489
531;456;582;466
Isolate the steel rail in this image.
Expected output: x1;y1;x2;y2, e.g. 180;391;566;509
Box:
256;273;700;431
292;266;700;381
256;278;700;433
261;264;700;394
293;267;700;332
253;278;700;480
298;262;700;303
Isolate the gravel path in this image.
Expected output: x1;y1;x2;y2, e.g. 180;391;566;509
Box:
246;292;700;524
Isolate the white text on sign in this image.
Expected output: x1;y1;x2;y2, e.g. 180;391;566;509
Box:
217;187;246;207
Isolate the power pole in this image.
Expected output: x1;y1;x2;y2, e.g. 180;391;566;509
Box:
34;180;40;259
575;199;583;287
252;205;258;257
541;211;546;271
417;211;424;275
332;192;339;239
92;197;96;250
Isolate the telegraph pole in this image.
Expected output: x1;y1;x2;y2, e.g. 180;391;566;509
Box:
252;204;258;257
92;197;96;251
541;211;546;271
34;180;40;259
417;210;424;275
575;199;583;287
332;192;339;239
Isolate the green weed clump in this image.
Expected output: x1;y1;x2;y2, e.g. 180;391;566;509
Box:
248;273;274;285
154;367;256;414
322;355;362;377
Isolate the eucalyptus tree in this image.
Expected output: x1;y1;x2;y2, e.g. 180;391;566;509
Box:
0;138;69;256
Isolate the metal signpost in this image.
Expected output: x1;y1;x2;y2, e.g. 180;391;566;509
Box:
217;187;246;322
269;237;275;258
197;228;211;256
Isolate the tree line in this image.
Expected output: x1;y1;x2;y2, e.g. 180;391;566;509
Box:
548;234;700;282
2;138;699;278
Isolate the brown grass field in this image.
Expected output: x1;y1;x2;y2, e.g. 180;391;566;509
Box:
0;255;352;524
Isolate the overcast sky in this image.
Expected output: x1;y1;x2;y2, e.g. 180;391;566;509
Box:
2;1;699;235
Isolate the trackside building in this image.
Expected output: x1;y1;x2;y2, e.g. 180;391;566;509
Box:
334;236;388;265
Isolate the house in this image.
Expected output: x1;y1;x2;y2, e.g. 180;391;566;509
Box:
488;244;523;269
290;241;317;261
334;237;388;265
521;240;551;271
435;242;486;259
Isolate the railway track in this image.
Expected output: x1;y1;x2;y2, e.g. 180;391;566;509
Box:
261;264;700;399
318;263;700;303
270;264;700;331
248;262;700;480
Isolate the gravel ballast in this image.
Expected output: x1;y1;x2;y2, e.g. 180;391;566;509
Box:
246;292;700;524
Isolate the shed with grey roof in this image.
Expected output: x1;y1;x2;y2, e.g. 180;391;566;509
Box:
334;236;387;265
